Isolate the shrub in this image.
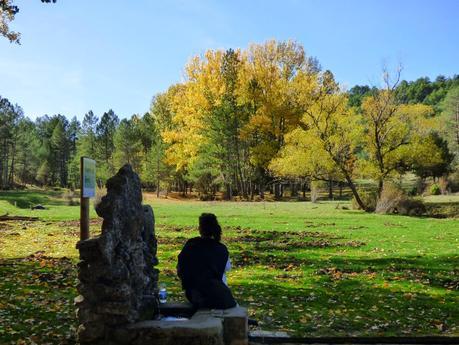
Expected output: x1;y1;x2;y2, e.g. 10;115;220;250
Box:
351;190;377;211
408;186;418;197
194;173;218;200
62;190;78;206
447;171;459;192
375;184;404;214
438;177;449;195
375;183;426;216
448;170;459;192
430;183;441;195
425;203;459;218
396;198;426;216
199;194;216;201
310;180;321;203
410;178;426;196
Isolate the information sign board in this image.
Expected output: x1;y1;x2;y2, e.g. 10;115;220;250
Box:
82;157;96;198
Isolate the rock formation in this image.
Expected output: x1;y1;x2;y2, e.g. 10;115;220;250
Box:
75;164;159;344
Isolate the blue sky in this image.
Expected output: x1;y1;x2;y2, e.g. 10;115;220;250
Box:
0;0;458;121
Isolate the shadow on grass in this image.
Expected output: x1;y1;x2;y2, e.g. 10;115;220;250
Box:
322;255;459;291
235;270;458;336
0;256;77;344
231;250;459;291
0;190;67;209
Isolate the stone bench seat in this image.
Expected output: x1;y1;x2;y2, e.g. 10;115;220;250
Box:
112;305;248;345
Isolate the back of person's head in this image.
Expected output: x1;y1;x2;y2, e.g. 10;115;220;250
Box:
199;213;222;242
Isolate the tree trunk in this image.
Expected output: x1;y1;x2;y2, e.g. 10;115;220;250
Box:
9;147;15;187
0;143;3;189
260;183;265;199
274;183;281;200
21;153;27;184
3;150;9;189
328;178;333;200
455;102;459;147
226;183;233;200
346;175;366;210
237;170;246;198
377;178;384;198
291;182;298;197
156;151;161;198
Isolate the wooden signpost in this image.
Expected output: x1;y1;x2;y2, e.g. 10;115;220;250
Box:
80;157;96;241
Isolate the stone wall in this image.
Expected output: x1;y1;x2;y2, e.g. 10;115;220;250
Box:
75;165;159;344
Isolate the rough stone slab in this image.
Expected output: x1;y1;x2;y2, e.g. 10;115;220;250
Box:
193;306;248;318
129;313;222;331
194;306;248;345
124;314;224;345
249;330;290;338
223;307;248;345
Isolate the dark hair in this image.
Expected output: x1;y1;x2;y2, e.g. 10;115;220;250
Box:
199;213;222;242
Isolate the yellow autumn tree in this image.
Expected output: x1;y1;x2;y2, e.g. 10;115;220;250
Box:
238;40;319;167
161;49;253;198
161;41;322;199
236;40;320;197
271;70;366;208
360;86;442;196
162;49;241;172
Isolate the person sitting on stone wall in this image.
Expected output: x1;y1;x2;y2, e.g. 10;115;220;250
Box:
177;213;237;309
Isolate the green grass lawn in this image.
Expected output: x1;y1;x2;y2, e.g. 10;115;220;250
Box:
0;190;458;344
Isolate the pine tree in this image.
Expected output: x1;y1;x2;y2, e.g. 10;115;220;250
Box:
96;109;119;179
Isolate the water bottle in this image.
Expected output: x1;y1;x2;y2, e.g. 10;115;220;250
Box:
159;283;167;304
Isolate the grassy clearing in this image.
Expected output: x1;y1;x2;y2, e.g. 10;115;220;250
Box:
0;190;458;343
0;189;97;221
424;195;459;203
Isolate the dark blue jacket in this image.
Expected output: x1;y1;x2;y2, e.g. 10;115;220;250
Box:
177;237;236;309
